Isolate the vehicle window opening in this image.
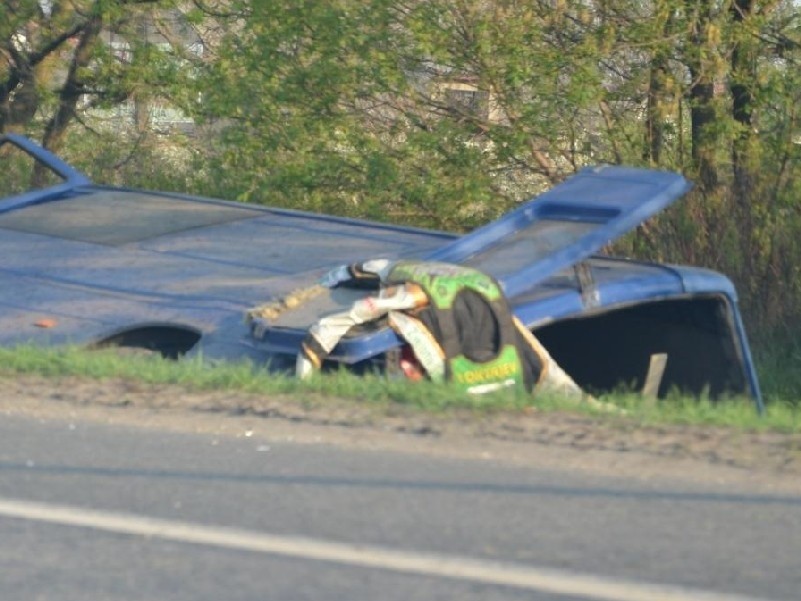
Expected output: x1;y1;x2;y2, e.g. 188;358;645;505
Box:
532;297;747;399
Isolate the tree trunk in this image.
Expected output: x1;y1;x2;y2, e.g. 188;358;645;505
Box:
685;0;721;191
41;15;103;153
730;0;756;284
33;14;102;186
644;4;674;166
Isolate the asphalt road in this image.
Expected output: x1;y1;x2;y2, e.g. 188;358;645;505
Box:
0;412;799;601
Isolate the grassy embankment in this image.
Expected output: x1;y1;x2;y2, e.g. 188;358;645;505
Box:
2;344;799;433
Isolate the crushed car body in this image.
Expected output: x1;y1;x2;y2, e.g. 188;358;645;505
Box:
0;134;763;410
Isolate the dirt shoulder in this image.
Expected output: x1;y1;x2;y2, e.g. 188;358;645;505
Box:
3;373;801;494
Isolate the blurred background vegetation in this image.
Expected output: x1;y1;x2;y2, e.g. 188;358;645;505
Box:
3;0;801;401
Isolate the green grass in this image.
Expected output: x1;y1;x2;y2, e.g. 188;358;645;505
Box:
1;344;799;433
753;330;801;408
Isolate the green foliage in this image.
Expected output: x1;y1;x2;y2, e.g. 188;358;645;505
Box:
752;326;801;408
188;0;620;230
58;128;196;193
2;0;196;150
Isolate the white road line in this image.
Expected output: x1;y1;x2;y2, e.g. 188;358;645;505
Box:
0;496;768;601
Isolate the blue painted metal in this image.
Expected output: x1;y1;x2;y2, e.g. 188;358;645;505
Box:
0;135;762;409
428;165;692;297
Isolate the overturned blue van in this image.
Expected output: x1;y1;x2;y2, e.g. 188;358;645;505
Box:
0;134;762;410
